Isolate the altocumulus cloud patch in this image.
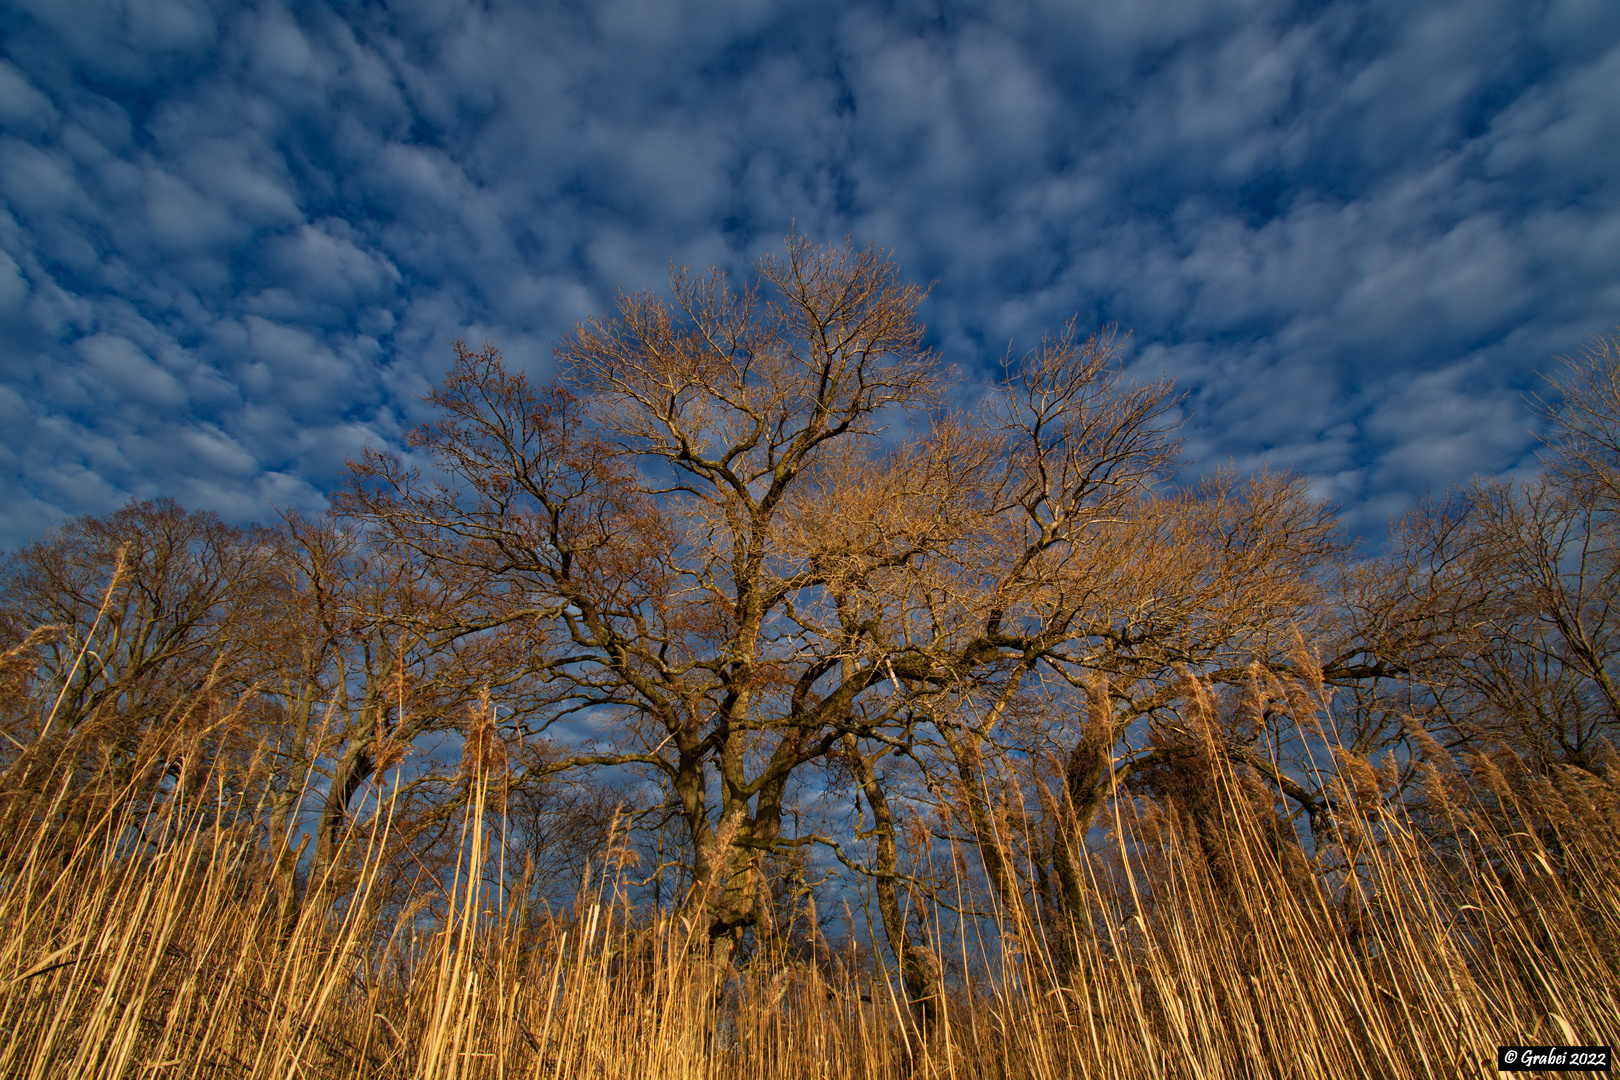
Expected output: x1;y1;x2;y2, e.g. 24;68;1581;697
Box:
1;0;1617;549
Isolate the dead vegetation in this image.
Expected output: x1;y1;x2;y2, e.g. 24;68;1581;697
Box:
0;681;1615;1078
2;240;1618;1076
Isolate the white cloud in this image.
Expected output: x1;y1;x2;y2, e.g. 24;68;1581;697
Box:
0;60;57;133
0;0;1615;551
75;333;189;408
0;250;29;314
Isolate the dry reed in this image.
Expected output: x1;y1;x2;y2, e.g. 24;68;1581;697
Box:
0;694;1616;1078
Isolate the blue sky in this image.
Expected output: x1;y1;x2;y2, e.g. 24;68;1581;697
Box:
2;0;1617;551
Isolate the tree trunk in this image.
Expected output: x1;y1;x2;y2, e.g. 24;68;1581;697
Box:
845;735;941;1035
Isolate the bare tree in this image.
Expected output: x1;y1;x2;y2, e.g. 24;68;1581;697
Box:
0;498;586;929
341;236;1379;1015
1344;334;1620;777
1542;331;1620;510
896;465;1348;956
248;510;572;930
1371;478;1620;770
342;239;987;963
0;499;272;777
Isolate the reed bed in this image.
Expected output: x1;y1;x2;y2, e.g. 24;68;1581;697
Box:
0;727;1616;1079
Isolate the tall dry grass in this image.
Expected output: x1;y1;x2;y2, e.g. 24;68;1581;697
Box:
1;695;1617;1078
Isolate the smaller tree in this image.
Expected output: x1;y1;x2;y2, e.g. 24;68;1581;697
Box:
1542;331;1620;510
0;499;272;784
249;510;573;930
1348;331;1620;775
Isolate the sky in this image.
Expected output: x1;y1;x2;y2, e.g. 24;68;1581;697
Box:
1;0;1618;553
